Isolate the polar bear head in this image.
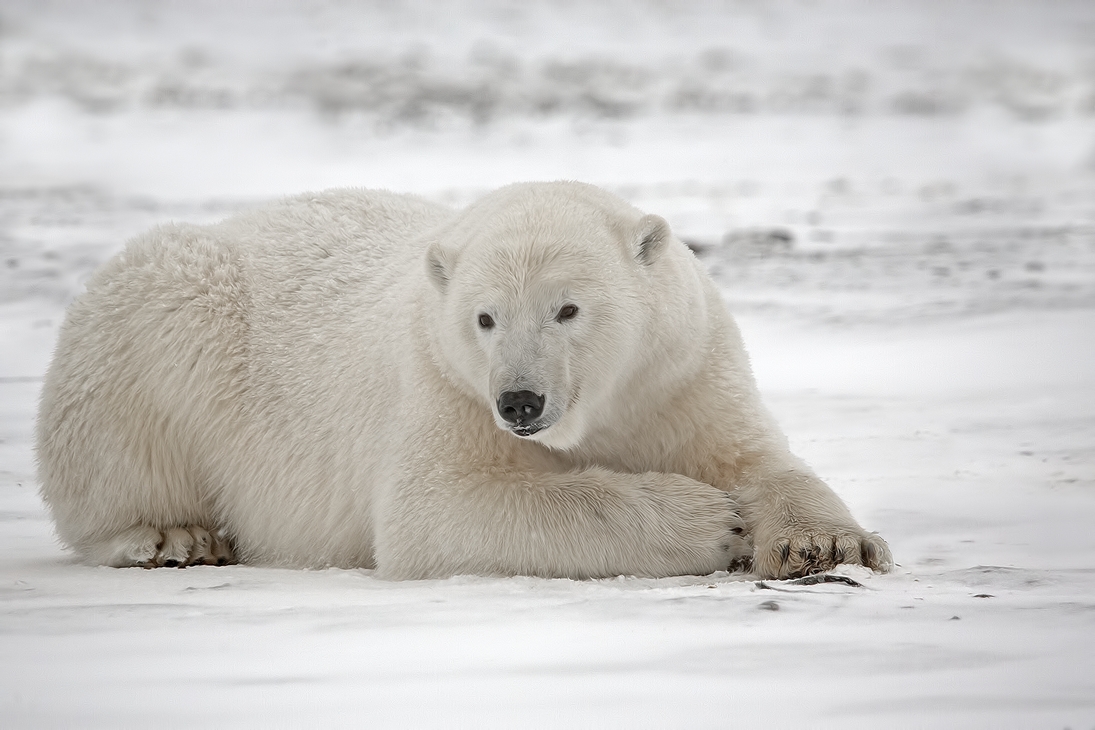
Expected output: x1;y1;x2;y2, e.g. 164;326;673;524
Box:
424;182;708;451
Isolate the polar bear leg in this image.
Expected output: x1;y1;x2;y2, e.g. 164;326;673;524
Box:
380;467;753;579
89;525;237;568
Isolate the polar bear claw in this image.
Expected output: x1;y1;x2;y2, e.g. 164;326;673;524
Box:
756;529;892;579
94;525;236;569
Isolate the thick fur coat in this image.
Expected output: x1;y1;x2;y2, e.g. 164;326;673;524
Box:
37;182;891;579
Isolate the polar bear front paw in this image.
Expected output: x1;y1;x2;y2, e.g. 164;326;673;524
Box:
753;527;891;579
721;500;755;572
96;525;237;568
654;481;755;576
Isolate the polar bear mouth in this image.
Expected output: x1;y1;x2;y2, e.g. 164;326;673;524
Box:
509;423;543;437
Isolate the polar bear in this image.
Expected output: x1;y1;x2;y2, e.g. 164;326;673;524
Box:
36;182;891;579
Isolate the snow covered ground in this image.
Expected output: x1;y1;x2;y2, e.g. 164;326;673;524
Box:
2;1;1094;726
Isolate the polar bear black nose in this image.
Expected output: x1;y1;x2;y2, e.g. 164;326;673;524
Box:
497;391;545;425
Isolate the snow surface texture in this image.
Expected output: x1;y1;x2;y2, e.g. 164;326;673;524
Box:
2;0;1094;726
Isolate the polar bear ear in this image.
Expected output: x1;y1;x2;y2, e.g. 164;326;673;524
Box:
634;214;672;265
425;240;456;293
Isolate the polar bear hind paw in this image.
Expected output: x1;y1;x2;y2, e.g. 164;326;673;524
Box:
95;525;237;568
756;530;892;580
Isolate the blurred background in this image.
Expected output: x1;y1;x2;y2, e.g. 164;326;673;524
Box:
1;0;1093;325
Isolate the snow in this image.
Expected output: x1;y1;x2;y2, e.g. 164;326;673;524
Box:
2;0;1095;726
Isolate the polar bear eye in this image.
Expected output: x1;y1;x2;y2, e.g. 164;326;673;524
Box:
477;313;495;329
556;304;579;322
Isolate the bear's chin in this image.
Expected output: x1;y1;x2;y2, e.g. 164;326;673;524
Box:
493;412;575;446
518;419;585;452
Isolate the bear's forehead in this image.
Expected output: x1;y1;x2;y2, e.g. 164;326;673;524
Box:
447;236;626;307
446;198;638;292
466;234;625;283
463;195;627;244
465;213;627;262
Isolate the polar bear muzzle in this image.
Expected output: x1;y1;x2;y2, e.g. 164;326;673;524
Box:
497;390;546;436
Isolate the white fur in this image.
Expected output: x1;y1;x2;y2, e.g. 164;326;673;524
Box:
36;182;891;579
